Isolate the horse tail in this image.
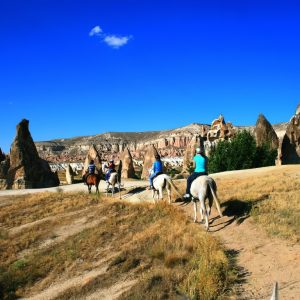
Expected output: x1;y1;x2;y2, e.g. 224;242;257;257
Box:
165;176;182;198
207;180;223;217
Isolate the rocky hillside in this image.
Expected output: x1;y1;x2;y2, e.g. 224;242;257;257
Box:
35;121;288;163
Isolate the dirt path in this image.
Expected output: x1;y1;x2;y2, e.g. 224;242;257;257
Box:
207;209;300;300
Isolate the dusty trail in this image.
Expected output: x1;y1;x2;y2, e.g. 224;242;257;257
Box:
207;209;300;299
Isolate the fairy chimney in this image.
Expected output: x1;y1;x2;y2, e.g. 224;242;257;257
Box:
82;144;102;175
120;147;135;179
7;119;60;189
141;144;160;180
254;114;279;150
281;104;300;164
0;148;5;162
66;164;74;184
0;149;9;189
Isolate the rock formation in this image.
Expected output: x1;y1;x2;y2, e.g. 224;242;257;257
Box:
281;104;300;164
254;114;279;150
0;148;5;162
120;147;135;179
0;149;9;189
82;144;102;175
6;119;59;189
66;164;74;184
207;115;235;141
296;103;300;115
141;145;160;180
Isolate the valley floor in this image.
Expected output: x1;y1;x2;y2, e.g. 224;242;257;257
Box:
1;165;300;299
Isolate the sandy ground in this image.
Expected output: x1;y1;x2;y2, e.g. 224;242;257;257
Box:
1;165;300;299
0;179;149;196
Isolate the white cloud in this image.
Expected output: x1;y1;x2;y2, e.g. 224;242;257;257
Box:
103;35;131;49
89;25;132;49
89;25;103;36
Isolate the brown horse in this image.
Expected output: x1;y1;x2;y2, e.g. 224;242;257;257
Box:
86;174;101;194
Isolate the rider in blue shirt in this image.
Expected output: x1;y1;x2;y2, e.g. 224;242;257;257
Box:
83;160;96;184
88;160;96;174
183;147;208;199
149;154;163;189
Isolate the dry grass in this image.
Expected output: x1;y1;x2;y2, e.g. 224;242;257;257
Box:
216;171;300;243
175;168;300;243
0;193;234;300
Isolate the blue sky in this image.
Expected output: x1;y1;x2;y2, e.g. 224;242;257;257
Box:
1;0;300;152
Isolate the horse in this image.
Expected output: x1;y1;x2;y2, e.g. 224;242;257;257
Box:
190;175;223;231
106;172;121;198
152;173;182;204
86;173;101;194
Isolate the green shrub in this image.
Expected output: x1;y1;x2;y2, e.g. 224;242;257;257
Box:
208;130;277;173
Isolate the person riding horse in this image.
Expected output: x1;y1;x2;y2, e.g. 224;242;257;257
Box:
104;159;116;182
83;159;97;184
149;154;163;190
183;147;208;199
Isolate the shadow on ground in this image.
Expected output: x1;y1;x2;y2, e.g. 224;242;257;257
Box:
209;194;270;232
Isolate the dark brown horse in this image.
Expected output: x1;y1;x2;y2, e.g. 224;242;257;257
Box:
86;173;101;194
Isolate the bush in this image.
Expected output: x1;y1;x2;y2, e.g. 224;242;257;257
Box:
208;130;277;173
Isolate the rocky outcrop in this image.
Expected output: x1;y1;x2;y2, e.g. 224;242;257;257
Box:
281;105;300;164
66;164;74;184
0;148;5;162
207;115;235;142
6;119;59;189
254;114;279;150
296;103;300;115
82;145;102;175
141;145;160;180
120;147;135;179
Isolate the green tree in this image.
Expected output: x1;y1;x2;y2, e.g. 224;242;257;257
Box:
208;130;276;173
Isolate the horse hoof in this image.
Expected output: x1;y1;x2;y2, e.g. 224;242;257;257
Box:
194;219;197;223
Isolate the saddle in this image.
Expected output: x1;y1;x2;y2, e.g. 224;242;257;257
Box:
152;171;163;180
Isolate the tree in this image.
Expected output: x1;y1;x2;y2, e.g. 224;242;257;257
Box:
208;130;276;173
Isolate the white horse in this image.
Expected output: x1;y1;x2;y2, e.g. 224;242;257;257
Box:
151;173;181;204
106;172;121;198
190;175;223;231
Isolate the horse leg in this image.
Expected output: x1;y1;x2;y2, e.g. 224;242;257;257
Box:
88;185;91;194
166;184;171;204
111;184;114;197
106;183;109;197
96;181;99;195
207;193;213;217
158;187;163;200
152;189;156;204
193;201;197;223
199;194;209;231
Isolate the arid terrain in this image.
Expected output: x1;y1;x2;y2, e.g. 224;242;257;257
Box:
0;165;299;299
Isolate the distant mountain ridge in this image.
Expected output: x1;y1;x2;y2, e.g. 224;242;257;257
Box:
35;122;288;163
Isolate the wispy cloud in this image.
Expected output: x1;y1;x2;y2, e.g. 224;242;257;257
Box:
89;25;132;49
89;25;102;36
104;35;131;49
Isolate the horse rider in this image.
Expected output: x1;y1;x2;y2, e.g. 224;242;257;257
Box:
105;159;116;182
149;154;163;190
83;159;96;184
183;147;208;199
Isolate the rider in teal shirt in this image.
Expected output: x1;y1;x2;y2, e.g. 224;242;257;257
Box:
183;147;208;198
